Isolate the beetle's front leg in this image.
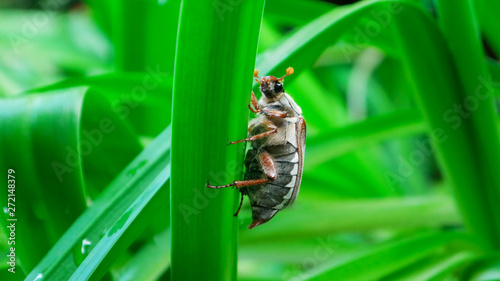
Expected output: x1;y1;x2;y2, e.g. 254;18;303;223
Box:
248;91;260;113
247;92;286;118
228;120;277;145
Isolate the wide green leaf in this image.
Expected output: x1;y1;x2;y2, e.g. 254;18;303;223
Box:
0;86;140;273
25;126;171;280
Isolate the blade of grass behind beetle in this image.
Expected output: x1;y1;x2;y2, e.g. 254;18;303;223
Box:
170;1;266;281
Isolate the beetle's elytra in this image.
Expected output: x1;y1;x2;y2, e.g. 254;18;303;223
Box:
207;67;306;229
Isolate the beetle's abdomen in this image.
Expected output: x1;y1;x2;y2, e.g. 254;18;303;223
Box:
243;142;300;222
263;143;300;209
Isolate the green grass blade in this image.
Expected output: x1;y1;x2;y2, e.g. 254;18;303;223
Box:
434;1;500;248
487;59;500;96
25;126;171;280
463;259;500;280
475;0;500;57
263;0;335;28
391;0;500;248
27;72;173;137
302;232;471;281
0;9;111;95
170;1;265;280
306;109;425;171
70;166;170;281
115;227;171;281
113;0;180;72
0;88;87;272
385;251;481;281
255;0;404;88
239;196;460;243
434;0;500;246
83;0;118;37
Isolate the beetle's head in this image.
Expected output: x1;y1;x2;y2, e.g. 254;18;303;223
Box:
254;67;294;100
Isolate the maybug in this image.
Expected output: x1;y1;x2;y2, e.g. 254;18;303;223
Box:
206;67;306;229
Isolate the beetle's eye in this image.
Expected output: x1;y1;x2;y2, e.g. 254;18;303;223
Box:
274;83;284;93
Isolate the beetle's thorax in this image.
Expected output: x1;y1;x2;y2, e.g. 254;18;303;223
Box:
258;93;303;117
260;92;284;104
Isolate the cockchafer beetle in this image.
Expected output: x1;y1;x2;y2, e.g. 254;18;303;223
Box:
207;67;306;229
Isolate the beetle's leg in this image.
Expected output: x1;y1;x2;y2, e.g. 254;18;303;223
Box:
233;192;244;217
259;150;277;180
206;151;276;189
248;104;258;113
248;91;286;117
248;91;260;113
206;178;270;189
262;110;287;118
229;120;277;145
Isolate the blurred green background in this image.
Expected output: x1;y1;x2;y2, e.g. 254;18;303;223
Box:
1;0;500;280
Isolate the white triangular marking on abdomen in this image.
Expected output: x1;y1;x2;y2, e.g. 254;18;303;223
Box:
283;187;294;200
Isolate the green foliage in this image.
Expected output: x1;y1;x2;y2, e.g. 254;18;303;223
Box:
0;0;500;280
170;1;265;280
